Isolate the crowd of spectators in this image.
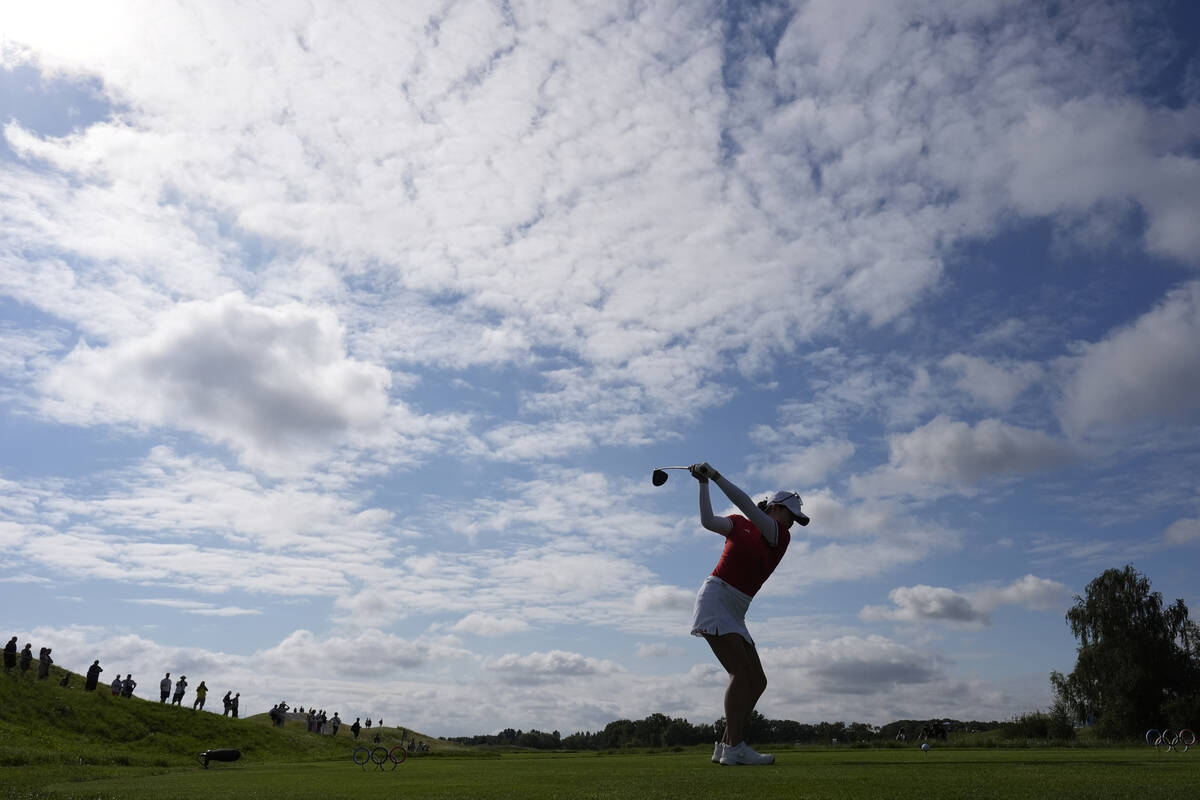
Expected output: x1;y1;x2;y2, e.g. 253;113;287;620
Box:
6;633;242;714
6;633;425;751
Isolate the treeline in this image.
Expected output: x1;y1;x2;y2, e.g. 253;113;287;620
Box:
449;712;1004;750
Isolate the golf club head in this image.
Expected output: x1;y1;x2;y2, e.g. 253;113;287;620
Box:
651;469;668;486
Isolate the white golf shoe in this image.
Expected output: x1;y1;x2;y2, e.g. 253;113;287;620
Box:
711;742;725;763
719;741;775;766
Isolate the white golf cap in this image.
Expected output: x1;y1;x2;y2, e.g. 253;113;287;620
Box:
767;490;809;526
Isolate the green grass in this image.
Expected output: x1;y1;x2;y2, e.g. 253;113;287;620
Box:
7;747;1198;800
3;668;1197;799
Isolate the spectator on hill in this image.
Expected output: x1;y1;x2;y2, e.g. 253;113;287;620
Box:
19;643;33;677
231;692;239;718
85;660;103;691
222;690;233;716
364;717;372;728
331;712;341;736
37;647;53;680
378;718;383;728
121;674;136;697
160;673;171;703
111;674;123;695
3;636;16;673
351;718;361;739
172;675;187;706
193;681;208;711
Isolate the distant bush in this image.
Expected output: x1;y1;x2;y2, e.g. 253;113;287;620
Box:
1000;709;1075;742
1163;693;1200;730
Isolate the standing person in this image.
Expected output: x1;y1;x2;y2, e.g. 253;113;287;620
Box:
351;717;361;739
222;690;232;716
3;636;16;673
193;681;208;711
230;692;239;718
121;674;137;698
111;674;123;695
85;660;103;691
19;643;33;677
160;673;172;703
171;675;187;706
37;647;53;680
685;462;809;767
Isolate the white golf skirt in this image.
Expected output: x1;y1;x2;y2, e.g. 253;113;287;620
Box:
689;575;754;646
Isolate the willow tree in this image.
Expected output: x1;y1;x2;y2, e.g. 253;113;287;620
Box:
1050;565;1199;738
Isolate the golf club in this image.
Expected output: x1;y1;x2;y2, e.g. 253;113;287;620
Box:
651;466;692;486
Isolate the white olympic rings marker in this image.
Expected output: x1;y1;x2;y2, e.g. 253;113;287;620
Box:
1145;728;1195;753
351;745;408;770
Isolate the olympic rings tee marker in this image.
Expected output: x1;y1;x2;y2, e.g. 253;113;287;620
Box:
711;515;790;597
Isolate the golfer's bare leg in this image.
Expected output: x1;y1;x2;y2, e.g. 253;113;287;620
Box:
704;633;767;745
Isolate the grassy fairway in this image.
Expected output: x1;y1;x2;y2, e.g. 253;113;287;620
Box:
4;747;1195;800
2;673;1195;799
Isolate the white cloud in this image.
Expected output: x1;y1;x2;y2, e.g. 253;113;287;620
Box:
750;438;856;488
633;585;695;614
940;353;1042;411
39;294;393;467
259;629;471;678
1059;281;1200;436
450;612;530;637
767;635;943;696
972;574;1070;613
634;642;683;659
852;416;1076;497
126;598;262;617
0;449;404;596
861;585;987;626
0;323;68;389
860;575;1069;626
999;98;1200;263
1164;517;1200;546
485;650;623;684
0;571;52;584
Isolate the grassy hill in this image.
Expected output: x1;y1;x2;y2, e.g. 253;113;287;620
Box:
0;660;466;800
1;667;344;770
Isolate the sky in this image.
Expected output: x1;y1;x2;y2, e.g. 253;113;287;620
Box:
1;0;1198;739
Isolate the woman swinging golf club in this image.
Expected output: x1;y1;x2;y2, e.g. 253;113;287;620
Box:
686;462;809;766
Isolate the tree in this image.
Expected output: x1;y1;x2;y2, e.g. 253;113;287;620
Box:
1051;565;1199;739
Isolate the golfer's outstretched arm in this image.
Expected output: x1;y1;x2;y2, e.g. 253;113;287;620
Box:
712;473;779;547
698;479;733;535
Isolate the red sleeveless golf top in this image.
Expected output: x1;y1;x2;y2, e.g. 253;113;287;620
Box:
711;514;790;597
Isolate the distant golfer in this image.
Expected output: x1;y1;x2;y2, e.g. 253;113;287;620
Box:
686;462;809;766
